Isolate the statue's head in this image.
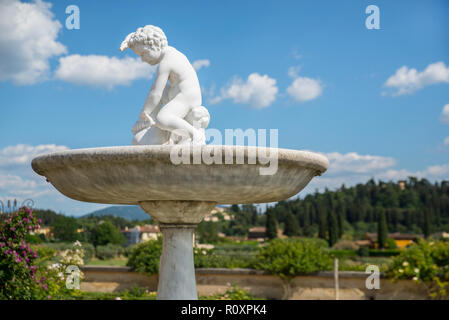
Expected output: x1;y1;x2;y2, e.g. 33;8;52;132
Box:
119;25;168;65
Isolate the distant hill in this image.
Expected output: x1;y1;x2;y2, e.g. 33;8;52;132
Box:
82;205;150;221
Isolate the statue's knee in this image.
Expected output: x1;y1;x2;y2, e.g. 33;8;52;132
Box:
156;113;170;128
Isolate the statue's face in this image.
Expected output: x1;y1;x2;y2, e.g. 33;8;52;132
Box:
132;44;161;65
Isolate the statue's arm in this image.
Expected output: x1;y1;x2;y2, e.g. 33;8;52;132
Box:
143;63;170;115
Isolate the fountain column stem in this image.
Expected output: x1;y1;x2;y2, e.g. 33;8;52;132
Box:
139;200;217;300
157;224;197;300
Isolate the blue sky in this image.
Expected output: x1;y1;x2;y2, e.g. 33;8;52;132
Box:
0;0;448;216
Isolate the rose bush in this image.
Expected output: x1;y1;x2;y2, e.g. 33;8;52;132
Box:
0;208;85;299
388;240;449;299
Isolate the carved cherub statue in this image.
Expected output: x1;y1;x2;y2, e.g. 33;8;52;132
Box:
120;25;209;145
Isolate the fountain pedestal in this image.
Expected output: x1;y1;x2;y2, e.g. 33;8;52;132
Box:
139;200;216;300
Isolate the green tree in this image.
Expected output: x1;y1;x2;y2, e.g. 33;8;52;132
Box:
327;211;338;247
91;221;124;247
423;209;432;238
377;209;388;249
52;216;79;242
283;213;300;237
266;210;278;239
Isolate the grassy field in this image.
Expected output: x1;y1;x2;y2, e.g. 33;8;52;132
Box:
86;257;128;266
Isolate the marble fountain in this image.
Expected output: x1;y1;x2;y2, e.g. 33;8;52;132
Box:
31;25;329;300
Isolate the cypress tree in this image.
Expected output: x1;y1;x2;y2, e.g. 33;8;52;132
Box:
318;210;327;240
327;211;338;247
377;209;388;249
266;210;278;240
423;209;431;238
284;212;300;236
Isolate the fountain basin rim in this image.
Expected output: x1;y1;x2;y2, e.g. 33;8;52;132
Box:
31;145;329;176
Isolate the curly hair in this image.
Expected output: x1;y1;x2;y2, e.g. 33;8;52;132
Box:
119;25;168;53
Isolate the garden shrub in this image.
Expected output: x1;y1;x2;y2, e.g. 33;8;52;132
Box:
127;237;162;275
369;249;401;257
193;247;258;269
81;242;95;264
332;240;359;251
202;284;259;300
357;246;370;257
387;240;449;298
255;238;332;279
329;249;358;258
0;208;43;299
95;243;121;260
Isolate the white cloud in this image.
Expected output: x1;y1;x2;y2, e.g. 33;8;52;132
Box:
192;59;210;71
210;73;278;109
287;76;323;102
384;61;449;95
443;137;449;146
0;0;67;85
321;152;396;175
0;144;68;168
288;66;301;78
440;104;449;124
0;144;105;216
54;54;155;89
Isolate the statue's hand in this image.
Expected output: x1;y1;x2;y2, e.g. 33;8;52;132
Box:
132;111;156;135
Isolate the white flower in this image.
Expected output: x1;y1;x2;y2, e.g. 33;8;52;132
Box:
115;297;122;300
402;261;409;267
74;241;82;247
414;268;419;273
413;276;418;281
398;269;404;273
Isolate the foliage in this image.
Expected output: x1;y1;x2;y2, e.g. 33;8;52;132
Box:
51;215;79;242
202;284;260;300
329;249;358;258
95;243;121;260
357;246;370;257
65;286;157;300
333;240;360;250
327;211;338;247
193;247;258;269
378;209;388;249
284;212;300;237
265;210;278;240
81;242;95;264
91;221;124;247
255;238;332;279
0;208;86;300
196;221;219;243
368;249;401;257
265;178;449;240
126;237;162;275
0;208;42;299
387;240;449;298
386;238;398;249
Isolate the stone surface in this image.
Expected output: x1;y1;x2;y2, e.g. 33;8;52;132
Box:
31;145;329;205
120;25;209;146
157;224;197;300
140;200;216;224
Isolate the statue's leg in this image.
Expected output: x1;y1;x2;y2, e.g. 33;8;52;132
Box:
156;94;196;139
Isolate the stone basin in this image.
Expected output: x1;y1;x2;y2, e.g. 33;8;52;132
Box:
31;145;328;205
31;144;329;299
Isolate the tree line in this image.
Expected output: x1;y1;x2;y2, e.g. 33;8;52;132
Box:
265;177;449;246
